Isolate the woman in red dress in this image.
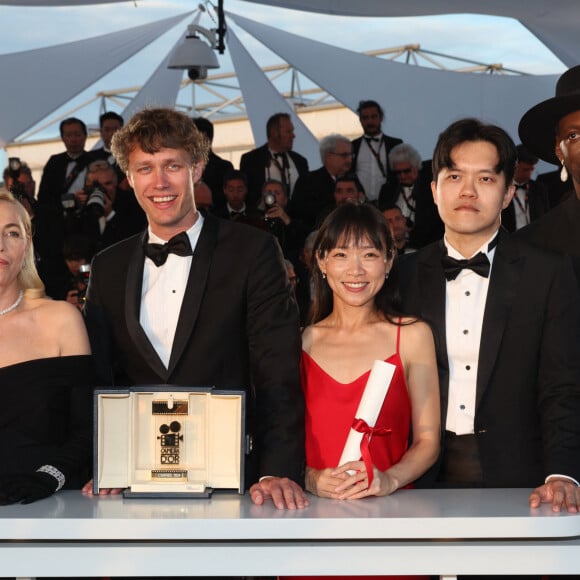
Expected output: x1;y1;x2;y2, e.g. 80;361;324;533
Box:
302;203;440;503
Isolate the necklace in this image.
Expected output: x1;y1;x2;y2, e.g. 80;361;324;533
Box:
0;290;23;316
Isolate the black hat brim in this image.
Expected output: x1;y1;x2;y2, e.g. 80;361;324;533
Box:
518;94;580;165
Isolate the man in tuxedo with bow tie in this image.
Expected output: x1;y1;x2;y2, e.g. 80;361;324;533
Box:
84;108;307;510
398;118;580;512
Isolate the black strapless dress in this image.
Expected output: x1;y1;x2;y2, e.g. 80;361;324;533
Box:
0;355;94;488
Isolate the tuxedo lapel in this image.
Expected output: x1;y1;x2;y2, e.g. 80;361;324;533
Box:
415;242;450;413
167;215;219;376
476;231;523;409
124;232;168;380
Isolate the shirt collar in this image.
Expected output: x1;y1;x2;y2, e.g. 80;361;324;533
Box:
147;212;204;246
444;229;500;262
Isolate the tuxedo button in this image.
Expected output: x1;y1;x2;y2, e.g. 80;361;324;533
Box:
459;404;465;410
463;329;469;335
465;291;471;296
465;365;471;370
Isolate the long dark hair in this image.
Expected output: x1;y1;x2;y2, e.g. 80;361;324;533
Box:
308;203;403;325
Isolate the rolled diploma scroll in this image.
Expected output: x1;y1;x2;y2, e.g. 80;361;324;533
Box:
338;359;396;472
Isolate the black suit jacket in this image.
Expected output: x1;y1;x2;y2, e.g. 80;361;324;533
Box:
38;151;91;207
378;168;443;248
501;180;549;233
517;193;580;289
351;133;403;185
203;151;234;211
240;144;309;208
398;231;580;486
84;215;305;485
289;166;336;230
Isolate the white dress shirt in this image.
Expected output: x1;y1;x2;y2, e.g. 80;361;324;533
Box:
396;185;416;221
140;214;204;368
444;231;497;435
355;133;387;202
513;185;530;230
266;149;300;198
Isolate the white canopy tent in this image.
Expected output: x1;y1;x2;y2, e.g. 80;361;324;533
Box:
0;11;191;147
0;0;577;66
227;11;558;160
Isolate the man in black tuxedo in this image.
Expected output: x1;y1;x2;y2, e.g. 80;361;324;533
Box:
290;134;353;229
351;99;403;203
378;142;443;248
399;118;580;512
518;64;580;288
500;144;549;232
239;112;309;208
37;117;91;209
84;108;307;510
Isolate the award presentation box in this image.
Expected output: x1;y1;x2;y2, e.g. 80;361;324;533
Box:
93;386;246;498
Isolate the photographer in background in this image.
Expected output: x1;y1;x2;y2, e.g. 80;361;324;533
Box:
62;233;96;310
74;160;145;251
3;158;36;213
88;111;130;192
259;179;308;265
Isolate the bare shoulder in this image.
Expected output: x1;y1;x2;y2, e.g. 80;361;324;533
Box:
300;325;314;353
398;318;436;354
301;320;331;354
31;297;83;325
27;298;90;355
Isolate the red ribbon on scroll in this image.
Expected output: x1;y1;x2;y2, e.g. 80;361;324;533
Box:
351;418;392;488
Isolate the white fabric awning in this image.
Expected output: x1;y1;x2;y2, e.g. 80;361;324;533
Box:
229;11;559;160
226;19;320;166
0;11;191;147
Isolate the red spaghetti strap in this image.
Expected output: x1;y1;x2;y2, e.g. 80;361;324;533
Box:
396;317;402;354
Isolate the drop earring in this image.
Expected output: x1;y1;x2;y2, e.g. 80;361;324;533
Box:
560;160;569;182
322;272;327;280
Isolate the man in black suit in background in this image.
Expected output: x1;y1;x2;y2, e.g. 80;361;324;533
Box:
399;118;580;511
84;108;307;510
240;112;309;208
500;144;549;232
378;142;443;248
37;117;91;209
193;116;234;212
290;133;353;229
351;99;403;203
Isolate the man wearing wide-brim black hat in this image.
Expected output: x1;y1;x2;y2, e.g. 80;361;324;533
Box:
518;65;580;286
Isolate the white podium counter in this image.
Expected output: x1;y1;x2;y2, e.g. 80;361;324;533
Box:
0;488;579;578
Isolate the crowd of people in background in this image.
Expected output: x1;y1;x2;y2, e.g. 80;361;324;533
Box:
2;99;571;323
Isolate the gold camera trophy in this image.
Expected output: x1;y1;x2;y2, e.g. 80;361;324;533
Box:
94;386;246;498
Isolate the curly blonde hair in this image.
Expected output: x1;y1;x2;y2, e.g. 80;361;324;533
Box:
0;191;45;298
111;108;210;174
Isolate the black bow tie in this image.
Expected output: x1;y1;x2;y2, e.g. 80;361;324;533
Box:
143;232;193;267
365;136;380;142
442;252;490;281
